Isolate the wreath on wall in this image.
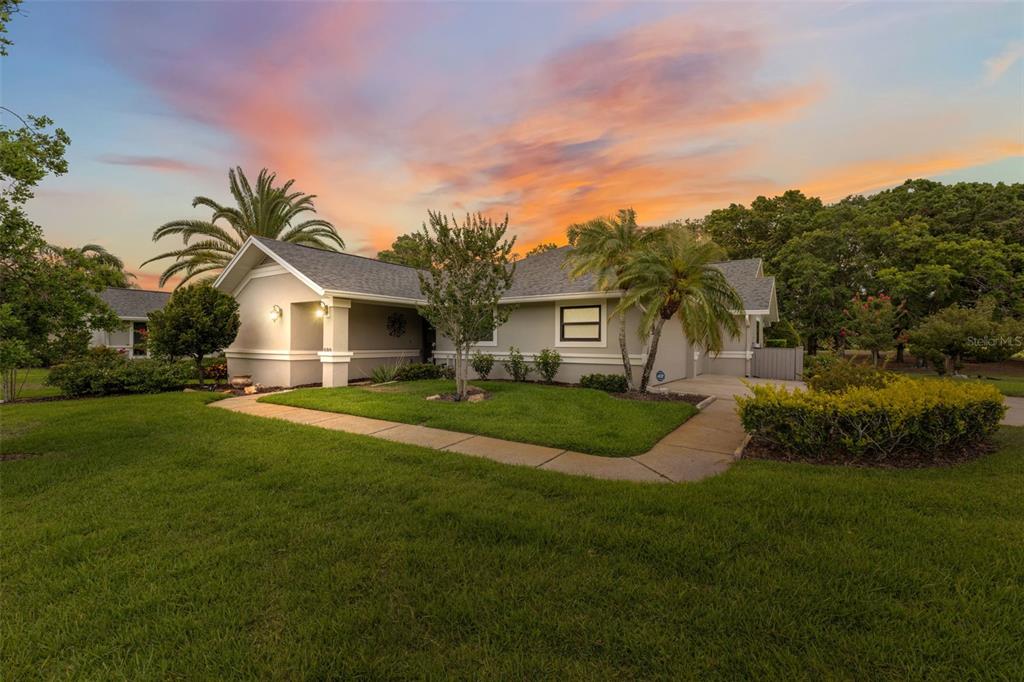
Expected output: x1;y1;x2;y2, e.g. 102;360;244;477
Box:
386;312;407;338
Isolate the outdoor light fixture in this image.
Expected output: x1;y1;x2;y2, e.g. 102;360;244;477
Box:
269;305;282;322
316;301;330;319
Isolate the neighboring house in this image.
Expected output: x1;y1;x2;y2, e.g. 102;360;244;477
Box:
214;237;779;388
92;287;171;357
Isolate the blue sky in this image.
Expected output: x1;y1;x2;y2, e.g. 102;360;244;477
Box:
3;1;1022;288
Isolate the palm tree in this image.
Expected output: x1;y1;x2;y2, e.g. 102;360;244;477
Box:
618;227;744;392
564;208;655;390
144;167;344;287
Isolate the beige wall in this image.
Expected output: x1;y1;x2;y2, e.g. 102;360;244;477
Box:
230;271;321;352
349;302;423;352
433;299;700;385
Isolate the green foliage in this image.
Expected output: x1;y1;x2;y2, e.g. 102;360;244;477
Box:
394;362;452;382
377;233;432;269
843;293;903;365
371;362;402;384
470;351;495;380
523;242;558;258
147;282;240;385
765;319;800;348
618;226;743;391
46;348;192;397
580;373;629;393
696;181;1024;352
201;359;228;382
502;346;531;382
737;378;1005;463
565;208;658;391
908;303;1024;374
534;348;562;383
802;355;890;393
416;211;516;400
0;0;21;56
144;167;344;287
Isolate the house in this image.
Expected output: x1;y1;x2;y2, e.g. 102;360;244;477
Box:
91;287;171;357
212;237;778;387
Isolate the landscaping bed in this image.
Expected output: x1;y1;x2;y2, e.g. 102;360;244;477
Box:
261;379;697;456
2;392;1022;678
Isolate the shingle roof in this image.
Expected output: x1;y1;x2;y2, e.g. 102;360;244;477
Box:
251;238;774;311
253;237;424;300
99;288;171;318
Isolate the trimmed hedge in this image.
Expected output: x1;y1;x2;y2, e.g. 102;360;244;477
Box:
737;377;1005;463
580;373;629;393
803;355;890;393
394;362;453;382
48;349;193;397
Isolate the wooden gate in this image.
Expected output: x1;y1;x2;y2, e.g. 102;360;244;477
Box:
751;347;804;381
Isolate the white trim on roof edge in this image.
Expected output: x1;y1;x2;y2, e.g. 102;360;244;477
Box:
214;237;326;297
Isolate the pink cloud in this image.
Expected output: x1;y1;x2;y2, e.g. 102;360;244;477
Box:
98;155;206;174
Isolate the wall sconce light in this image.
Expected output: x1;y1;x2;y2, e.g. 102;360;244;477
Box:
316;301;330;319
269;305;282;322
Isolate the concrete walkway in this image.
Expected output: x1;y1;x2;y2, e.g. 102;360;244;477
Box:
1004;397;1024;427
210;393;746;484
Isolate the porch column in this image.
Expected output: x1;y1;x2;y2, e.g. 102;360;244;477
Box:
744;314;752;377
320;296;352;388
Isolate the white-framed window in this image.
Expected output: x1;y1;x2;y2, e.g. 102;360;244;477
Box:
471;309;498;347
555;301;606;348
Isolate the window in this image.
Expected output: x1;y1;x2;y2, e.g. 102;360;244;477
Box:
560;305;601;342
471;309;497;346
132;321;148;357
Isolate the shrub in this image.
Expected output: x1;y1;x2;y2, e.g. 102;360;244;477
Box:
395;362;453;381
737;378;1005;464
47;348;192;397
371;362;402;384
803;355;890;393
534;348;562;383
580;373;629;393
202;359;228;382
502;346;531;382
470;351;495;380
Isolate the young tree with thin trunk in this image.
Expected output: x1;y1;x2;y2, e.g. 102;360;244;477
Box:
619;227;743;392
564;209;656;391
417;212;516;401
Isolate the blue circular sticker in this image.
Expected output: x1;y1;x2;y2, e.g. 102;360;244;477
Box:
655;370;665;382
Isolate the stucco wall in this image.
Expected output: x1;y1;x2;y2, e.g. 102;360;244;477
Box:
230;271;320;352
348;303;423;352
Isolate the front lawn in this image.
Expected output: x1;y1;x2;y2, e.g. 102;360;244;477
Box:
261;379;697;456
2;393;1022;678
7;368;60;400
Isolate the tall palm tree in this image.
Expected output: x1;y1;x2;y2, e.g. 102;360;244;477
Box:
564;208;655;390
618;227;744;392
144;167;344;287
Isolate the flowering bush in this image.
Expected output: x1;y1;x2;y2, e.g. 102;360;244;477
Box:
470;351;495;380
737;377;1005;464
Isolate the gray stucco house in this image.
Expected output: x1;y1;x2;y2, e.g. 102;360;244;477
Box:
91;287;171;357
213;236;778;388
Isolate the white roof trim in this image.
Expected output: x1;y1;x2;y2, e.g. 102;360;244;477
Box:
214;237;326;296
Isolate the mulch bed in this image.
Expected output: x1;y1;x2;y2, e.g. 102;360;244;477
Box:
742;437;997;469
1;452;44;462
427;386;489;403
611;390;706;405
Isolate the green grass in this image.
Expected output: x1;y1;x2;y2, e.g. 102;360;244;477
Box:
905;373;1024;397
8;368;60;400
261;380;697;456
2;393;1022;679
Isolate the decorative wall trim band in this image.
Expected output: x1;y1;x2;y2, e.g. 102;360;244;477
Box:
432;350;646;366
226;349;319;361
349;349;421;359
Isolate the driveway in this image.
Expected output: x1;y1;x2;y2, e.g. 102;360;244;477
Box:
656;374;805;399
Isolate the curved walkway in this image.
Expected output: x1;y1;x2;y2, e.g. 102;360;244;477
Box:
210;392;746;484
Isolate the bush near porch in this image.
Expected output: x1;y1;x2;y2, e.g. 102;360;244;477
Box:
261;379;696;456
737;378;1005;465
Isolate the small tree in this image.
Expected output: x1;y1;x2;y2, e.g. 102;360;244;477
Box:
908;303;1024;374
147;282;240;385
843;293;903;367
417;212;515;401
